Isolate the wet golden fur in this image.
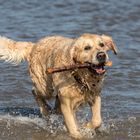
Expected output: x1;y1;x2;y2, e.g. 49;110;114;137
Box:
0;34;117;138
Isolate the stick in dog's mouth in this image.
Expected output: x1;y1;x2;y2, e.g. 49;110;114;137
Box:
46;61;113;74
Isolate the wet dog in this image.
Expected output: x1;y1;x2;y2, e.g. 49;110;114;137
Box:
0;34;117;138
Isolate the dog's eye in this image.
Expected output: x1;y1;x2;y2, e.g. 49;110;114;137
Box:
99;42;105;47
84;46;92;51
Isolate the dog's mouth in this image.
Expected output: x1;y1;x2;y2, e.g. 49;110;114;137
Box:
93;65;106;74
85;62;106;75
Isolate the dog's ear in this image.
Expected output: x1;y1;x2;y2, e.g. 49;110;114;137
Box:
101;35;118;55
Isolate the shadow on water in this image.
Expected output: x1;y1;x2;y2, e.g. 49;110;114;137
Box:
0;107;41;117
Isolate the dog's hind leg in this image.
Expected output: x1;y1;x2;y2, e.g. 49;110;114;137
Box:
32;88;50;117
54;95;61;114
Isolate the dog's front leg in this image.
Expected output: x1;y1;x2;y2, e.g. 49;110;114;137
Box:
84;96;102;129
91;96;102;129
59;95;82;139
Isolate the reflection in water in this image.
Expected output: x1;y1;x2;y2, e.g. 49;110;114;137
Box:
0;0;140;139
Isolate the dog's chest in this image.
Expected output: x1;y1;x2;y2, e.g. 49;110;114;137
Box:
72;69;104;102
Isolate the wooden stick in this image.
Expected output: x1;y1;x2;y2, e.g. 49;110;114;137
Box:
105;61;112;67
47;63;91;74
46;61;113;74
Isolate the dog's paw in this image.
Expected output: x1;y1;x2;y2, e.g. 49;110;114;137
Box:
83;121;93;129
40;108;49;118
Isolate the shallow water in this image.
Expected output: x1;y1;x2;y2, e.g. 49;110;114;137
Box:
0;0;140;139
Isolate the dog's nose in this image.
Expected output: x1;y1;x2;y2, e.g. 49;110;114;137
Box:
96;52;106;63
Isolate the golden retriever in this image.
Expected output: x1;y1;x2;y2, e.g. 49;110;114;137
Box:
0;33;117;138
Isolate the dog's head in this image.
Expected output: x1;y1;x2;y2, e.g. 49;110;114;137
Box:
73;33;117;74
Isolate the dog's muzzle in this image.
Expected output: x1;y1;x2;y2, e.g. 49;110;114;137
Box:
96;52;106;64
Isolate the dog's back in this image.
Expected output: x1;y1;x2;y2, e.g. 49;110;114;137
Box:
0;35;74;97
28;36;74;97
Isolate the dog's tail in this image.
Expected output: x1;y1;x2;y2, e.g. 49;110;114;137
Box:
0;36;35;64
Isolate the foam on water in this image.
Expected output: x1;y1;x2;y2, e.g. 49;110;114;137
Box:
0;114;47;129
0;109;139;140
0;113;96;138
0;107;111;138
